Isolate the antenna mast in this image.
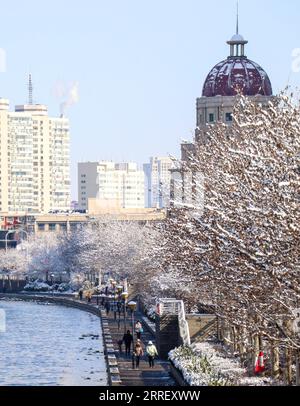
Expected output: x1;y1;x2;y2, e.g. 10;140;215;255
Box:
236;1;239;35
28;74;33;105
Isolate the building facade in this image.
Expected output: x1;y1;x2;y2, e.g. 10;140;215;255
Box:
0;100;71;214
78;161;145;210
173;25;273;205
144;156;175;208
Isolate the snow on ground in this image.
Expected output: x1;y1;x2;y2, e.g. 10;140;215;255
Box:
169;341;281;386
23;280;72;293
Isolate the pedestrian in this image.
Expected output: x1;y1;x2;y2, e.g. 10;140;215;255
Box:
132;339;144;369
86;291;92;303
146;341;158;368
117;301;122;316
79;289;83;301
105;300;110;315
122;330;133;356
118;339;123;354
135;320;143;340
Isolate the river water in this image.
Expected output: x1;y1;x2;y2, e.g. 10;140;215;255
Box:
0;300;108;386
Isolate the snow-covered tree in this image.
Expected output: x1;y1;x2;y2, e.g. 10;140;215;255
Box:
26;233;66;281
0;248;26;279
74;218;160;292
152;92;300;382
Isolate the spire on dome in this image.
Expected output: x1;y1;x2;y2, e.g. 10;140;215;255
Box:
227;2;248;57
236;1;239;35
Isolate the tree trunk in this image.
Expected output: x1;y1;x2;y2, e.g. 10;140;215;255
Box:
296;350;300;386
271;342;280;379
8;276;12;291
283;320;293;385
247;334;254;375
216;316;220;340
237;327;246;365
219;320;224;342
229;326;234;353
284;347;293;385
232;326;237;352
259;334;263;350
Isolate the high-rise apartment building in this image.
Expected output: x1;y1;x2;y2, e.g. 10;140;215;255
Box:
0;99;70;214
78;161;145;211
144;157;174;208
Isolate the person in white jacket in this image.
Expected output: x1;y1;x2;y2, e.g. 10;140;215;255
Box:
146;341;158;368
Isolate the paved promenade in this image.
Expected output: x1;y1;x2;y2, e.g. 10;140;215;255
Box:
101;306;176;386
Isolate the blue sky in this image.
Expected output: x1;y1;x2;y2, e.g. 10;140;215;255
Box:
1;0;300;198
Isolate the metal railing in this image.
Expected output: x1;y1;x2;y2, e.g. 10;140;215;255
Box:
158;298;191;346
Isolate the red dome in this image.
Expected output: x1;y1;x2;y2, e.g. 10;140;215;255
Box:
202;57;273;97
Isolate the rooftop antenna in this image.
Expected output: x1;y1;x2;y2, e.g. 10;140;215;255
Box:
28;73;33;105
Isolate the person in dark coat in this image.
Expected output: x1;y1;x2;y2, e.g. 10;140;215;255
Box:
105;301;110;315
122;330;133;356
118;339;123;354
79;289;83;301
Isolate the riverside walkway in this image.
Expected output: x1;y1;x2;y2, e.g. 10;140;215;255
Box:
0;293;177;386
101;306;176;386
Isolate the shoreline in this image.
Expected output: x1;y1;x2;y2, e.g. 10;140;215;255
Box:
0;293;101;316
0;293;111;386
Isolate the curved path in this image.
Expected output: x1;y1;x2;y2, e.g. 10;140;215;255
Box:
101;306;176;386
0;293;177;387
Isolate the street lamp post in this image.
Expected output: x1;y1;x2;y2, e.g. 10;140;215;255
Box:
5;230;15;252
50;273;55;296
98;269;102;290
121;291;128;333
5;229;28;253
111;280;117;320
116;285;123;330
128;301;137;348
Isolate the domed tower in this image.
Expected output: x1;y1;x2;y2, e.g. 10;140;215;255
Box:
191;19;273;147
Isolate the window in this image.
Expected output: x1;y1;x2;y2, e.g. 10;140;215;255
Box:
226;112;233;122
60;224;67;232
209;113;215;123
49;223;56;231
38;224;45;231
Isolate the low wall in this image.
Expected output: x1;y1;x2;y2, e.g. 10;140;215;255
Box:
0;280;27;293
0;293;101;317
186;314;216;343
169;362;189;386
